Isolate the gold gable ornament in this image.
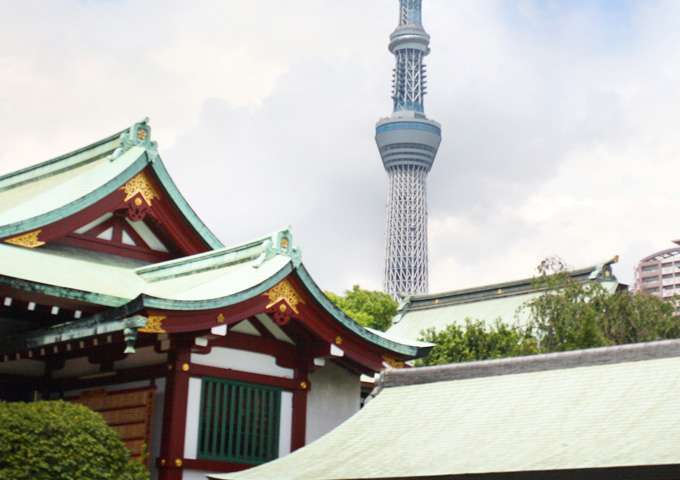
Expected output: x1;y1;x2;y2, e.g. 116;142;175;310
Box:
139;315;166;333
4;230;45;248
382;355;404;369
264;279;305;325
121;172;161;207
264;279;305;314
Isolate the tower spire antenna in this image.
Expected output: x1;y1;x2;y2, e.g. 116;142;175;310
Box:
376;0;441;300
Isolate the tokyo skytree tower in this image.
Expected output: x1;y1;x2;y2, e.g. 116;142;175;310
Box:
376;0;441;300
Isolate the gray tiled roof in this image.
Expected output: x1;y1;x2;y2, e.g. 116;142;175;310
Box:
211;339;680;480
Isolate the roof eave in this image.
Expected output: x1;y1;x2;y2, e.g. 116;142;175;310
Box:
294;264;431;359
147;159;223;250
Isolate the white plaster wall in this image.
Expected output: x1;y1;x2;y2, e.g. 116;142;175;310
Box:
52;356;100;379
50;346;165;380
279;391;292;457
114;345;167;370
191;347;293;378
305;362;360;444
0;358;45;377
184;377;202;460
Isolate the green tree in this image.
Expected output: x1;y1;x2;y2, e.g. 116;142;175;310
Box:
416;319;538;366
325;285;398;331
416;256;680;365
0;400;149;480
524;256;679;351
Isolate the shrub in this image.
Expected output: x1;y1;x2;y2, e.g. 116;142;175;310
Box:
0;400;148;480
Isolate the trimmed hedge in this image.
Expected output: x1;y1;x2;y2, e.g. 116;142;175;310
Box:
0;400;148;480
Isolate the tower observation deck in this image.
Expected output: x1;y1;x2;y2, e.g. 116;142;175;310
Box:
376;0;441;300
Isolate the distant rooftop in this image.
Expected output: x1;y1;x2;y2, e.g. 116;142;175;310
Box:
388;258;621;340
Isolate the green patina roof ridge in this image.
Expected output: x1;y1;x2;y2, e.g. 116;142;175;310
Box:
0;128;126;193
401;257;619;312
135;228;293;282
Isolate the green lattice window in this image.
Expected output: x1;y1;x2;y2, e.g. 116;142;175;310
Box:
198;378;281;465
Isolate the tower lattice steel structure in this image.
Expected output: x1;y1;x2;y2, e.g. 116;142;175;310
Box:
376;0;441;300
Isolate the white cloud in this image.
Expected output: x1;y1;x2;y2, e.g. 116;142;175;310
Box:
1;0;679;295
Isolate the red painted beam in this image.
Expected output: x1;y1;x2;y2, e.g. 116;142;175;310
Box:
189;363;302;391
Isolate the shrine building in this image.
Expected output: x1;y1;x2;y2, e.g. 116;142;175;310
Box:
0;119;431;480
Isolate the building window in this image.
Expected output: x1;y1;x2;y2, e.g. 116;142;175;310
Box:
198;378;281;465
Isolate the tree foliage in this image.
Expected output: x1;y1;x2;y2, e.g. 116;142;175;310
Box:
524;256;679;351
0;400;149;480
325;285;398;331
417;256;680;365
415;319;538;366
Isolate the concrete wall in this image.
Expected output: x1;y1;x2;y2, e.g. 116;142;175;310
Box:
305;361;360;444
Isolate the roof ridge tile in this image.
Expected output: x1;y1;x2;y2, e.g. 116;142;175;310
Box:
377;338;680;390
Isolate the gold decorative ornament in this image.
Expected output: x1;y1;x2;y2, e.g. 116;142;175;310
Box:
264;279;305;314
279;304;287;312
120;172;161;207
182;363;189;372
300;381;307;389
167;363;173;371
134;197;143;206
382;355;404;369
175;459;182;467
160;459;166;466
498;289;503;294
217;313;225;323
335;336;342;345
137;128;147;140
4;230;45;248
280;237;289;249
139;315;166;333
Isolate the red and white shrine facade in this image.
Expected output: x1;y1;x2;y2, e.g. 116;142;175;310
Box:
0;120;430;480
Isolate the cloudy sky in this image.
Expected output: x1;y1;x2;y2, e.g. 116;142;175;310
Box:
1;0;680;294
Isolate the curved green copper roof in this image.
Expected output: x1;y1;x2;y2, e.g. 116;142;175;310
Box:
0;149;150;237
147;157;223;250
0;119;223;250
0;228;430;360
139;260;294;311
0;119;430;361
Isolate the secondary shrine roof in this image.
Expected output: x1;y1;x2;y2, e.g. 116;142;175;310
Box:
0;119;431;368
0;233;290;306
387;258;621;340
210;339;680;480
